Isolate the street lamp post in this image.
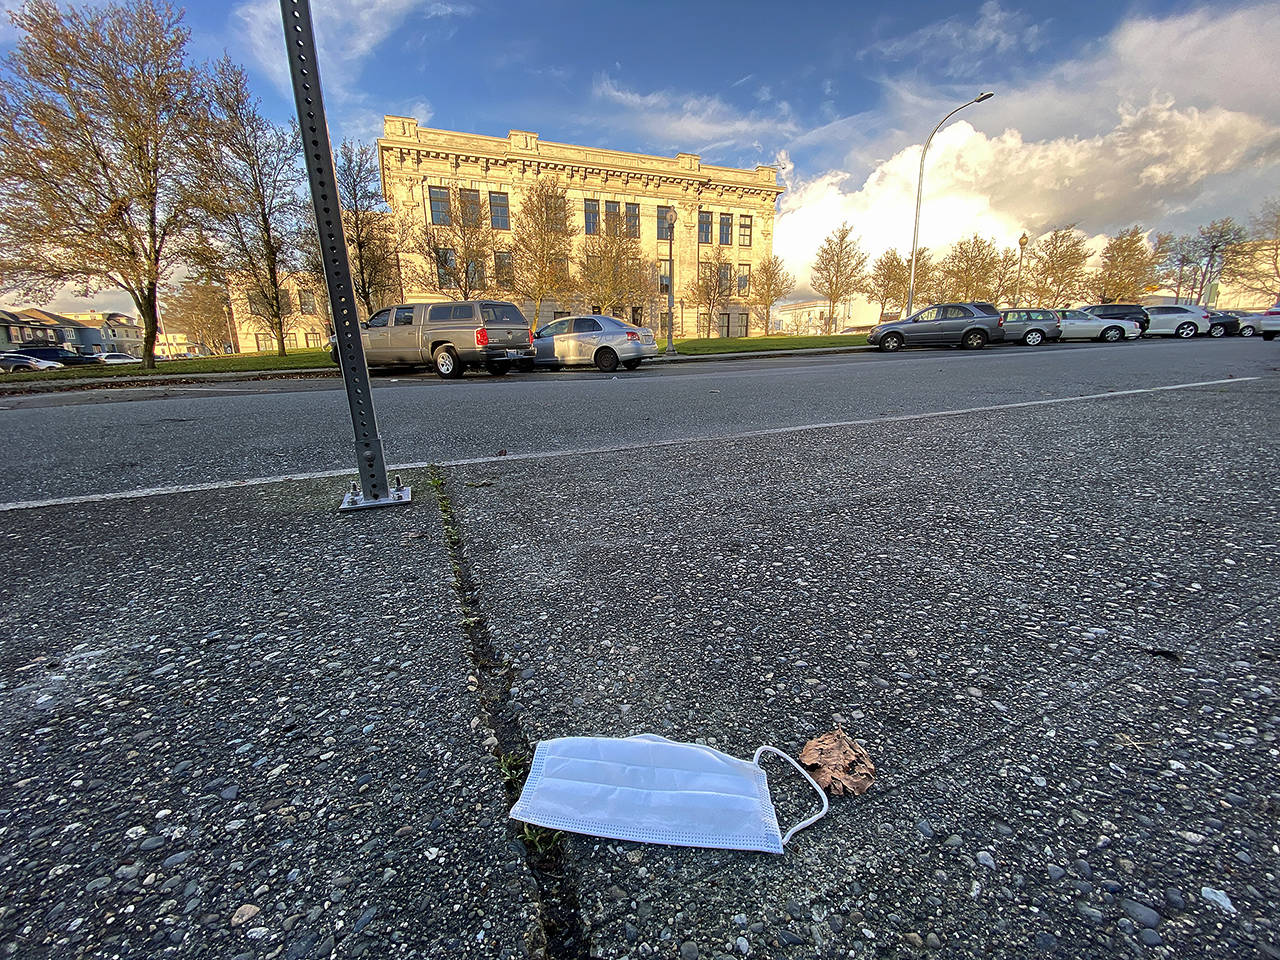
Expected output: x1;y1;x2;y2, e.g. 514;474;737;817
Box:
664;207;677;355
905;91;994;318
1014;232;1029;307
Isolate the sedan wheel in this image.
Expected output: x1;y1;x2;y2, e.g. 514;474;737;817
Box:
1023;329;1044;346
1209;324;1226;338
622;359;642;370
595;347;619;372
1101;326;1124;343
878;333;904;353
1240;325;1256;338
1175;322;1197;339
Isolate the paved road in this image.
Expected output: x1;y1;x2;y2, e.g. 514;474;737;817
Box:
2;338;1275;503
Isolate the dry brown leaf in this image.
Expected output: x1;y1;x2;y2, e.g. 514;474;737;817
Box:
798;728;875;797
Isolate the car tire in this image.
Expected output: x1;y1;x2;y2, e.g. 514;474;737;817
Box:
517;359;535;372
1023;329;1044;346
329;346;339;365
962;330;988;350
432;345;463;379
878;333;904;353
1264;331;1276;341
622;359;642;370
485;360;510;376
1239;325;1256;338
1209;324;1226;338
1174;322;1197;339
595;347;619;372
1101;326;1124;343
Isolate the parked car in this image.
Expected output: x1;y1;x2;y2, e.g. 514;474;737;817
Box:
333;300;535;378
1205;312;1241;338
1080;303;1150;333
998;308;1061;346
1141;304;1212;338
1054;310;1140;342
0;351;64;373
98;352;141;364
1216;310;1260;337
1258;300;1280;340
868;302;1004;352
5;345;105;366
533;315;659;371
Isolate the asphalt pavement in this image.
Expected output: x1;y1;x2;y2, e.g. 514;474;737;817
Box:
0;339;1277;959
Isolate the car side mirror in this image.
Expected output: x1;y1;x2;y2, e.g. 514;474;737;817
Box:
359;321;369;329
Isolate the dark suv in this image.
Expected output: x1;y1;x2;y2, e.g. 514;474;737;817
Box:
9;346;105;366
1081;303;1150;333
868;302;1004;352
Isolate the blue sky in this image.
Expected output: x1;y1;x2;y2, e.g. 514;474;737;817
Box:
3;0;1278;310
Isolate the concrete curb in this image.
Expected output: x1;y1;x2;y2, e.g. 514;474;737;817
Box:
0;344;875;394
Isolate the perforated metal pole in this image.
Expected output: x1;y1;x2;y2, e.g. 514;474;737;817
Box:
279;0;409;512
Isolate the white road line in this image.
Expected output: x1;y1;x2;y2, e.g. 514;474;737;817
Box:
0;376;1262;513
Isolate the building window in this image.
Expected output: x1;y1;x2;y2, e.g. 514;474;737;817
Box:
584;199;599;235
719;213;732;245
459;188;482;227
631;306;643;324
248;292;269;317
466;258;485;290
279;290;292;315
739;215;752;247
494;250;514;286
428;186;451;225
284;332;298;349
625;202;640;238
254;333;273;351
698;211;712;244
657;206;673;240
489;191;509;230
305;331;322;348
659;258;672;295
718;263;733;295
604;200;620;235
738;263;751;296
298;289;317;314
437;248;456;288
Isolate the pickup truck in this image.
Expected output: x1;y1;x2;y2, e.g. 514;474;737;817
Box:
332;300;536;378
1255;299;1280;341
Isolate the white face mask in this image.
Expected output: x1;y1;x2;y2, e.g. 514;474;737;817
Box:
510;734;829;854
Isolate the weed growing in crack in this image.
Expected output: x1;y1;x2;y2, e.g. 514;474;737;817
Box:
521;823;564;857
499;752;530;789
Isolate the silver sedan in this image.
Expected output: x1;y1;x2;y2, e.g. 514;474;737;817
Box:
1056;309;1140;342
532;314;659;371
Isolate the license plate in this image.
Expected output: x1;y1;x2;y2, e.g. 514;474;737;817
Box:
506;349;521;358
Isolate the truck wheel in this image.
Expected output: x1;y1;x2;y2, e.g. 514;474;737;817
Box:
485;360;510;376
517;359;535;372
595;347;619;372
962;330;988;350
432;345;463;379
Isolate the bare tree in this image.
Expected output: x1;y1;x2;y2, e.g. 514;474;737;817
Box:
1024;227;1090;308
1088;226;1169;304
509;176;576;329
1163;235;1202;303
334;140;401;316
0;0;208;368
688;243;737;338
811;223;869;333
1221;196;1280;305
163;279;232;354
400;182;500;301
575;203;652;318
751;254;795;335
1189;217;1247;304
191;59;304;356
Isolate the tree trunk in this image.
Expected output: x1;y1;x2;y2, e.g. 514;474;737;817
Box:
134;285;159;370
274;318;287;357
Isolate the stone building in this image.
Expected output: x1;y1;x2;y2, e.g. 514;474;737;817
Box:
226;272;331;353
376;118;783;335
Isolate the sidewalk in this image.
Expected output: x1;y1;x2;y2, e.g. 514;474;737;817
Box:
0;344;873;394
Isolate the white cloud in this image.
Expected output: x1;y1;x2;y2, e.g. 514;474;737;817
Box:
774;1;1280;295
587;75;798;156
867;1;1045;75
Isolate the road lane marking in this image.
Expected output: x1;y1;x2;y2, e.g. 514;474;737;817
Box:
0;376;1263;512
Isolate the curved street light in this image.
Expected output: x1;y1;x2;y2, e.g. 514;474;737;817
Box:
664;207;678;355
905;91;994;318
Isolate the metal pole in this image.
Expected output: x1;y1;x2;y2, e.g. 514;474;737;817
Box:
665;209;676;355
1014;232;1027;308
278;0;409;512
905;93;993;318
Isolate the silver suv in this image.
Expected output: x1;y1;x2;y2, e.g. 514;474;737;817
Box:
1142;304;1212;338
868;302;1004;352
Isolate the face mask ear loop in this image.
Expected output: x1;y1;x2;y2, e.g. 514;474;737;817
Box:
753;745;829;845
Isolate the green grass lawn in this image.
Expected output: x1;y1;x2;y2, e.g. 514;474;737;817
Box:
674;333;869;355
2;349;334;383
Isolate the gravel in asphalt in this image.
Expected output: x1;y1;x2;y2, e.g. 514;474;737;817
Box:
0;481;542;958
444;375;1280;958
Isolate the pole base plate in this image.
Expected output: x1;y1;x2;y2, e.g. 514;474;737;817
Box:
339;486;413;512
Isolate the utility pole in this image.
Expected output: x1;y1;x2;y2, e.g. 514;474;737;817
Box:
278;0;409;512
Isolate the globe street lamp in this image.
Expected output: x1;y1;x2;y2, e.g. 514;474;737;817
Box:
1014;232;1029;307
665;207;678;355
905;91;994;318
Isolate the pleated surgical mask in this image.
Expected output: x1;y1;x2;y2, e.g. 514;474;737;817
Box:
509;734;828;854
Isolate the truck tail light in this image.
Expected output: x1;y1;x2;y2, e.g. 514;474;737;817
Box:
626;330;640;341
475;328;489;347
528;329;534;345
